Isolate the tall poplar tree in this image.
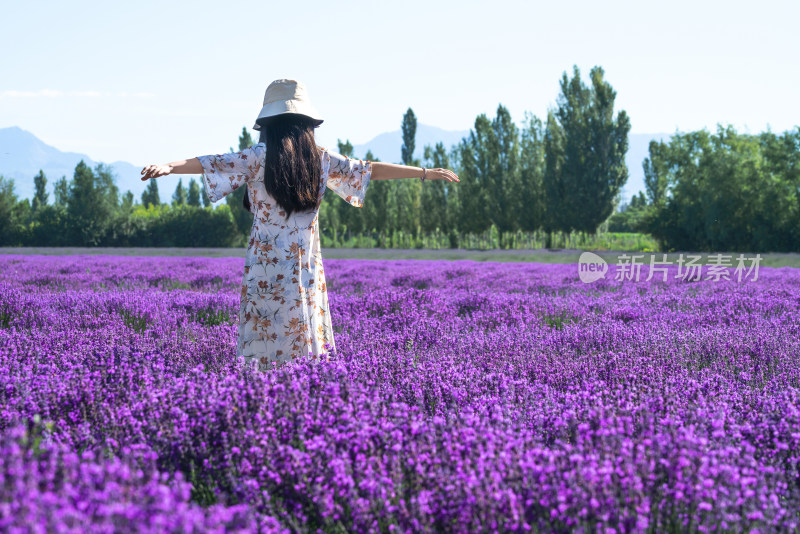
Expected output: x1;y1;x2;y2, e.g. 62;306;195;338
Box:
187;178;201;207
519;112;546;232
227;126;255;239
66;161;118;245
0;176;23;245
544;65;630;235
53;176;69;208
402;109;418;166
487;104;522;236
455;115;492;234
121;190;134;209
32;170;48;213
421;142;450;232
643;140;669;206
362;149;390;234
334;139;363;235
172;178;187;206
337;139;354;157
398;108;421;234
543;110;567;237
141;179;160;208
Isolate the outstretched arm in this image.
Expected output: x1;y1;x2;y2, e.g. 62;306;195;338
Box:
369;162;459;182
140;158;203;181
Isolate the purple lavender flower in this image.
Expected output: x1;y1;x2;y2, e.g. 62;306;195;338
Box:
0;254;798;532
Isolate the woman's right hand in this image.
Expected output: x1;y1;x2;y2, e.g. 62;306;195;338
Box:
427;168;460;182
140;164;173;181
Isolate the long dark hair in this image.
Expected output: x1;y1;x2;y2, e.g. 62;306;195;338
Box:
242;114;321;218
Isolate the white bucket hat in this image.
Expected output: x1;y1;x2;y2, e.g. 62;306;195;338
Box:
253;79;324;130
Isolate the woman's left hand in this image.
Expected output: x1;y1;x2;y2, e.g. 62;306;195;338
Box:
140;164;172;181
427;168;460;182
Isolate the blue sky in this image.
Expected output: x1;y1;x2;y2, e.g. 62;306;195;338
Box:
2;0;798;167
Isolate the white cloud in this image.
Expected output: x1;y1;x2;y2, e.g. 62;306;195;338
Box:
117;91;156;98
70;90;105;97
0;90;155;98
0;89;63;97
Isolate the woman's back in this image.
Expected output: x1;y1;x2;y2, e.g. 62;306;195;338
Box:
196;142;372;369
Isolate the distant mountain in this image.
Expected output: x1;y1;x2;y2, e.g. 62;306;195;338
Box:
0;126;173;202
0;125;669;205
350;124;470;165
351;125;668;205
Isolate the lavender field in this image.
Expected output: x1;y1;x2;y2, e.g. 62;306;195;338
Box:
1;254;799;533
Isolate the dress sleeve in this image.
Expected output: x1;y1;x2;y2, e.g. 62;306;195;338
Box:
324;149;372;208
197;144;264;203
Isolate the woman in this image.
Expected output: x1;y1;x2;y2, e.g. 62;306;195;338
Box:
140;79;460;371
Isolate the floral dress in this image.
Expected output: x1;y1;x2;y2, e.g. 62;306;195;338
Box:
197;143;371;370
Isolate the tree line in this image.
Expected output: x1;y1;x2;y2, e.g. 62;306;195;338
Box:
611;126;800;252
1;64;798;252
0;161;242;247
315;65;633;250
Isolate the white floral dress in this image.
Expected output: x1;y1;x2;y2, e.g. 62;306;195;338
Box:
197;143;371;370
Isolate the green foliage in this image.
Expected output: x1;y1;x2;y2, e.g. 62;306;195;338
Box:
318;227;658;252
200;177;211;207
4;176;243;247
141;178;160;208
225;127;256;238
519;112;546;232
187;178;201;207
394;108;422;237
238;127;254;151
66;161;119;246
542;310;577;330
32;170;48;213
455;115;492;233
53;176;69;207
0;308;11;328
455;105;525;242
119;204;242;247
356;150;392;235
394;179;422;235
544;65;631;235
337;139;354;157
172;178;187;206
21;414;56;459
193;306;233;326
488;105;522;236
30;204;67;246
187;459;218;507
401;108;418;166
121;190;134;210
607;192;648;233
0;176;27;245
330;138;369;236
641;126;800;252
119;308;148;333
420;142;450;233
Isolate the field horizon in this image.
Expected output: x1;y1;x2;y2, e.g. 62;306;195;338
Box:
2;246;799;269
